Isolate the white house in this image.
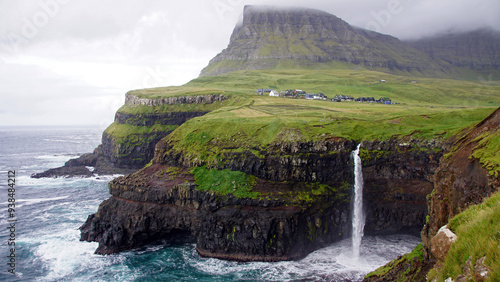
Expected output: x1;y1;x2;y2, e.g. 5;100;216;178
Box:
269;90;280;97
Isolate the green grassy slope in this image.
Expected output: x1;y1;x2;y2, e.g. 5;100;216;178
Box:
188;69;500;107
109;68;500;168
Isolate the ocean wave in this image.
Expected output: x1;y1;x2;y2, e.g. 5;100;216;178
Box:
42;138;87;144
15;196;70;206
186;235;419;281
32;228;103;281
93;174;124;181
34;154;79;160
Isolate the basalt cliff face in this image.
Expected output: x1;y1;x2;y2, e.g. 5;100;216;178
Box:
80;139;357;261
362;139;444;236
80;133;443;261
365;107;500;281
80;171;350;261
422;108;500;256
32;94;228;178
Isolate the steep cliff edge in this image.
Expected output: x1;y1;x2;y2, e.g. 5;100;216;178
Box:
80;128;444;261
422;108;500;249
80;140;356;261
365;107;500;281
362;139;443;236
32;91;231;178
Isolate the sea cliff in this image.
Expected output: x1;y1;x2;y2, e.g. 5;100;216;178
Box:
32;92;231;178
80;132;443;261
364;107;500;281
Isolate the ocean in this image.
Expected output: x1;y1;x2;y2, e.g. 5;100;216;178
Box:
0;126;419;281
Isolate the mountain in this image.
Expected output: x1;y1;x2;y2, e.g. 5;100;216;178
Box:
200;5;499;79
409;28;500;73
200;5;449;77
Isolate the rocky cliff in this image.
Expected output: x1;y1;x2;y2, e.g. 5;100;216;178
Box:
32;93;229;178
422;107;500;256
365;107;500;281
80;166;351;261
201;6;500;79
362;139;444;236
80;134;443;261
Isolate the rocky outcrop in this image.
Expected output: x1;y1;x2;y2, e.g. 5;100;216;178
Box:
125;94;228;107
81;135;445;260
80;164;351;261
430;225;457;261
32;94;228;178
31;153;99;178
361;139;444;236
364;243;432;282
422;108;500;259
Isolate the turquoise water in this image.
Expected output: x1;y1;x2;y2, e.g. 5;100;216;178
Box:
0;126;419;281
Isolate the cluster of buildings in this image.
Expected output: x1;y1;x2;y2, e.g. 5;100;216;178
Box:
332;95;393;104
256;89;328;100
256;89;393;104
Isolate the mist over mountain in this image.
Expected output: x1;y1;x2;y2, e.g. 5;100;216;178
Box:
200;5;499;78
409;28;500;72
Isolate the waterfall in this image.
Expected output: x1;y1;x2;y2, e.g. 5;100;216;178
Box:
351;143;365;258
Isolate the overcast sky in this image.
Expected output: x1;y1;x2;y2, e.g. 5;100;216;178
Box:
1;0;499;127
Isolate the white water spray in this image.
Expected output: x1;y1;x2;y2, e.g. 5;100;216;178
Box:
351;144;365;258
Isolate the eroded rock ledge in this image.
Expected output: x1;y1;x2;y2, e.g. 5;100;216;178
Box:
32;94;229;178
364;107;500;281
79;164;351;261
125;94;228;107
80;137;444;261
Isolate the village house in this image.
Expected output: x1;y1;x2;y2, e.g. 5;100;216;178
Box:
332;95;354;102
355;97;376;102
377;97;392;105
283;89;296;98
352;96;392;104
269;90;280;97
305;93;327;100
256;88;274;95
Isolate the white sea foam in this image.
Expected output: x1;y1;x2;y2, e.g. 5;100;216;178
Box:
189;235;419;281
33;228;103;281
42;138;85;144
17;196;69;205
34;154;77;160
92;174;124;181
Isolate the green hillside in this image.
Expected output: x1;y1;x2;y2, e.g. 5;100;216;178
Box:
120;68;500;165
